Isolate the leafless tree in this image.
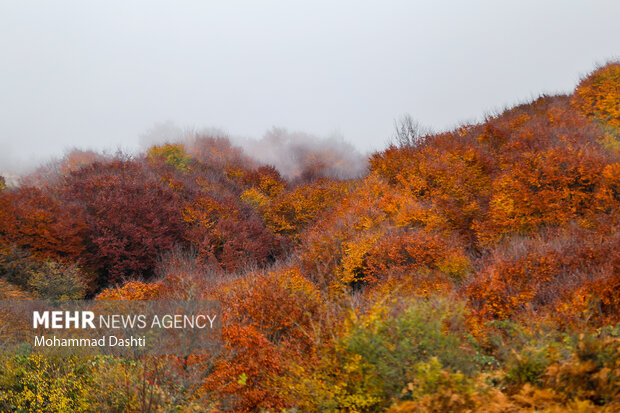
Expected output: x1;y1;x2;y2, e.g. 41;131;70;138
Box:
391;114;430;148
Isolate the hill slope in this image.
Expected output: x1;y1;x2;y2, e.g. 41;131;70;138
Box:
0;62;619;412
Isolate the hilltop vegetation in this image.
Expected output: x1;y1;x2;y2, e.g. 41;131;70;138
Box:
0;62;619;412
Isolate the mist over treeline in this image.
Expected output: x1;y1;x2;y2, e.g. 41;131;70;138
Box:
1;123;368;188
138;122;368;181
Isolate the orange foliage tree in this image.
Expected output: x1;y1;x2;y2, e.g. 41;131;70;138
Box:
475;146;614;246
202;267;325;411
95;280;162;300
260;179;347;241
572;61;620;130
467;224;620;323
0;186;86;261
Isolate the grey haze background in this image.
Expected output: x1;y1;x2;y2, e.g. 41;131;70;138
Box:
1;0;619;174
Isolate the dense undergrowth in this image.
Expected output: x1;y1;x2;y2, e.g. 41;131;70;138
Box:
0;62;619;411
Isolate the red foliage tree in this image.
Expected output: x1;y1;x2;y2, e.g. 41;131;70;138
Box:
62;159;185;284
182;193;285;272
187;135;254;172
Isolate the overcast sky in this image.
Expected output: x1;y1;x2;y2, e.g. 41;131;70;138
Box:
1;0;619;172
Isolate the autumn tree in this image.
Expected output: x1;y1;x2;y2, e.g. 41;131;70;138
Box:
62;159;185;285
391;114;430;148
260;179;347;241
95;280;162;300
147;143;192;172
474;146;613;246
0;186;86;261
572;61;620;130
187;135;254;172
182;192;285;272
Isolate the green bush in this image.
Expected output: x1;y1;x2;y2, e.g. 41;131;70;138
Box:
506;346;550;386
338;298;484;408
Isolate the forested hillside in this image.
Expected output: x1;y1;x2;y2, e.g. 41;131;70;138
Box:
1;62;619;412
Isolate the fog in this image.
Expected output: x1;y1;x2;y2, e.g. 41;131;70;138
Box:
1;0;619;175
139;121;367;180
